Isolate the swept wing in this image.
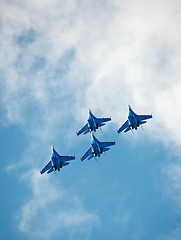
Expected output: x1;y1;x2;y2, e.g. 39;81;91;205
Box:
136;114;152;121
96;117;111;125
77;123;89;136
81;148;92;161
60;155;75;163
99;141;115;148
117;120;129;134
40;161;52;175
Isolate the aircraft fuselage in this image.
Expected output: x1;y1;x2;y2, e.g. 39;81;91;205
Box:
51;148;62;171
128;108;139;130
91;136;102;157
88;112;98;132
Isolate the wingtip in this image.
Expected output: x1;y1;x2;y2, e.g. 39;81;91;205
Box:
77;131;81;136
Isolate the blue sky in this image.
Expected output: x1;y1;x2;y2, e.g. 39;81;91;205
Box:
1;0;181;239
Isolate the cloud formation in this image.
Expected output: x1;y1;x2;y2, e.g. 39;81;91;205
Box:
1;0;181;238
1;0;181;146
18;170;100;239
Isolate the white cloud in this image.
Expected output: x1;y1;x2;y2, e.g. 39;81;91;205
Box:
1;0;181;146
2;0;181;238
17;169;100;239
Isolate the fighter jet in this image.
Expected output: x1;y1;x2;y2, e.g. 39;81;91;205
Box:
77;109;111;136
40;146;75;174
81;133;115;161
117;105;152;134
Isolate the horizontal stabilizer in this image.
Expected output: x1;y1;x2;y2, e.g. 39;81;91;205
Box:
103;147;110;152
83;129;90;135
62;162;70;167
47;168;54;174
87;155;94;160
99;123;105;127
140;120;147;125
124;127;131;133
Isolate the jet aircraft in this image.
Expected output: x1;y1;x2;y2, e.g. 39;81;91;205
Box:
77;109;111;136
81;133;115;161
40;146;75;174
117;105;152;134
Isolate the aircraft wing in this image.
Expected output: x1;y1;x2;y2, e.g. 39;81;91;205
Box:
77;123;89;136
99;141;115;148
40;160;52;175
60;156;75;163
117;120;129;133
81;147;92;161
96;117;111;125
137;114;152;121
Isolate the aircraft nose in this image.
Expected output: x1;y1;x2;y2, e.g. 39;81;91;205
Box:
51;145;54;152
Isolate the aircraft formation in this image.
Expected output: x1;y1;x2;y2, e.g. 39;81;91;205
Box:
40;106;153;175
